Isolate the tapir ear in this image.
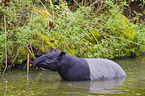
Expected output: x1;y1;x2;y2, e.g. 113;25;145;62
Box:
54;48;58;52
58;52;65;60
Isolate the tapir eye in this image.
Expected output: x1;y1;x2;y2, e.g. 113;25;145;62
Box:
46;59;51;64
46;60;51;64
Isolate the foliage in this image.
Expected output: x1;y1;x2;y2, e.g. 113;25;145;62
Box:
0;0;145;68
49;2;145;58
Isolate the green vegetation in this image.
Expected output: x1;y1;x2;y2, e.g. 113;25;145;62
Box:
0;0;145;70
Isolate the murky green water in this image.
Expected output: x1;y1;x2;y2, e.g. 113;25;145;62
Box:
0;56;145;96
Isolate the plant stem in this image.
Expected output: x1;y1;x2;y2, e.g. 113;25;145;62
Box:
2;15;7;78
12;50;21;65
49;0;55;18
39;0;51;16
26;45;36;59
27;52;29;80
88;29;99;45
73;0;81;7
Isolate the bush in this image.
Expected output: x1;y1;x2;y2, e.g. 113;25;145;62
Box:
0;0;145;68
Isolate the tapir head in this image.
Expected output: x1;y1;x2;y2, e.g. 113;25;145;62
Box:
32;52;66;71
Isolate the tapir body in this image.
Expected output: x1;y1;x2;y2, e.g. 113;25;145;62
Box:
32;52;126;81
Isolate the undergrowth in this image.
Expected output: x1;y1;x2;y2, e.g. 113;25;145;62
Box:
0;0;145;70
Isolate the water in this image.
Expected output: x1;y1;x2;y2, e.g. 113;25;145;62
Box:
0;56;145;96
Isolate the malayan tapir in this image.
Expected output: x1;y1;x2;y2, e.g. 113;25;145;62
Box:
32;52;126;81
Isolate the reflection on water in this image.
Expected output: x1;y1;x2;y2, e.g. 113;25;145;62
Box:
59;77;125;94
89;78;125;94
0;56;145;96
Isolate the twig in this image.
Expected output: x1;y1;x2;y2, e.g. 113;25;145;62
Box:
77;22;100;45
49;0;55;18
39;0;55;31
90;0;99;7
2;15;7;78
12;50;21;65
49;0;53;7
30;44;34;56
73;0;81;7
63;41;76;57
105;34;144;46
125;1;132;19
75;24;92;40
90;22;125;30
4;80;8;96
27;51;29;80
79;23;144;46
81;0;83;6
95;0;103;14
26;44;36;59
88;29;99;45
22;19;27;27
39;0;51;16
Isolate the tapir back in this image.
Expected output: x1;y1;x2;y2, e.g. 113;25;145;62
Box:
85;58;126;80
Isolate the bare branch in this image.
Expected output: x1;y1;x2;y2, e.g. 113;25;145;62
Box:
2;15;7;78
27;52;29;80
12;50;21;65
73;0;81;7
26;44;36;59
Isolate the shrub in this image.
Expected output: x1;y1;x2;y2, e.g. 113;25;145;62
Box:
0;0;144;69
